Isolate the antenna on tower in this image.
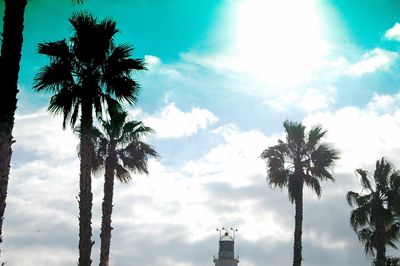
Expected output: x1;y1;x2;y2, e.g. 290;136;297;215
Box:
216;227;227;239
231;228;239;259
231;228;238;241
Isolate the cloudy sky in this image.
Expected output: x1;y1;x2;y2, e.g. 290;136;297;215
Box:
2;0;400;265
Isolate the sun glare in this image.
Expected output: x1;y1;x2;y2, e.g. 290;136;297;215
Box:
232;0;329;86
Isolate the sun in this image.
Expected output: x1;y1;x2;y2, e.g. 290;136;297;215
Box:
231;0;329;86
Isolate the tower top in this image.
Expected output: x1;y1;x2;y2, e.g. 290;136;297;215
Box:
220;232;234;242
216;227;238;241
214;228;239;265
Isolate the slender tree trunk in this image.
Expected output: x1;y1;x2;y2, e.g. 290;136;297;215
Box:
78;101;94;266
0;0;27;250
375;210;386;266
99;142;116;266
293;182;303;266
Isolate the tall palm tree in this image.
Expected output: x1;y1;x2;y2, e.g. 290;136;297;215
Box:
0;0;28;249
0;0;84;250
347;158;400;266
92;108;158;266
260;120;339;266
33;12;145;265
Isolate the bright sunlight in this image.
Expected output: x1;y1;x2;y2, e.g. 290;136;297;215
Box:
232;0;329;86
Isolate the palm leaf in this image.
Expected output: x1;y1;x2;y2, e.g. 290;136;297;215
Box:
310;143;339;181
34;62;74;93
306;125;326;152
115;164;131;183
303;174;321;197
37;40;71;61
356;169;373;192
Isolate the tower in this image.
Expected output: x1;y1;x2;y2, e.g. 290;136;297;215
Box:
213;228;239;266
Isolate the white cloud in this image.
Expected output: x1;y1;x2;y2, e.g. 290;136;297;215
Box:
144;55;185;81
144;54;162;68
264;86;337;113
321;48;398;79
347;48;398;76
143;103;218;139
367;91;400;114
13;111;78;161
7;100;395;265
305;230;348;250
182;123;276;185
303;106;400;175
385;23;400;41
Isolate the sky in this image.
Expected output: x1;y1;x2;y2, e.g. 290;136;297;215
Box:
2;0;400;265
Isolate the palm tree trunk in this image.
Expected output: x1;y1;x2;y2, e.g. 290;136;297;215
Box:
375;211;386;266
99;143;116;266
78;101;94;266
0;0;27;249
293;182;303;266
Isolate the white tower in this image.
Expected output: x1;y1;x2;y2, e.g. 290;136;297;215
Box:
213;228;239;266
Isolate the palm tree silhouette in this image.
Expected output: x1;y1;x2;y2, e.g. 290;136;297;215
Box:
260;120;339;266
33;12;145;265
0;0;84;250
347;158;400;266
92;107;158;266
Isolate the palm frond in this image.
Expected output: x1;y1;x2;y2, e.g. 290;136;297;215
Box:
69;11;96;34
283;120;305;155
310;143;339;181
260;142;288;161
34;62;74;93
346;191;371;208
389;170;400;189
303;174;321;197
350;204;371;230
102;106;127;139
120;121;153;144
386;223;400;249
356;169;373;192
347;191;361;207
357;227;375;256
105;76;140;105
118;141;158;175
261;143;290;189
374;158;391;191
98;17;118;44
47;88;80;129
306;125;326;151
268;167;289;188
385;257;400;266
37;40;71;61
115;164;131;183
103;44;146;79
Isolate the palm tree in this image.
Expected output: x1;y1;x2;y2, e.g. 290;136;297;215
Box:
0;0;84;250
260;120;339;266
0;0;28;249
347;158;400;266
92;108;158;266
33;12;145;265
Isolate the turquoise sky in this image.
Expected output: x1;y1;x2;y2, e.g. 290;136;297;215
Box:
3;0;400;117
3;0;400;265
